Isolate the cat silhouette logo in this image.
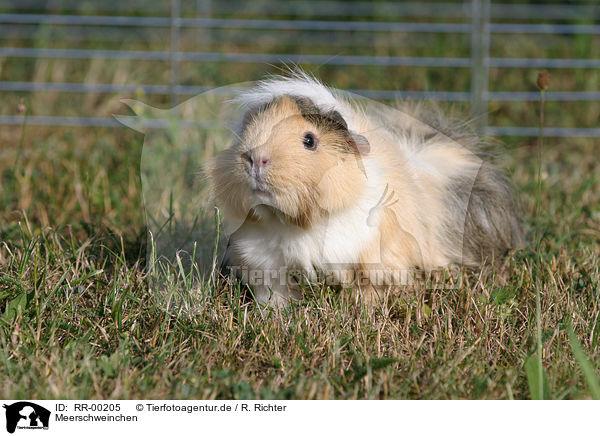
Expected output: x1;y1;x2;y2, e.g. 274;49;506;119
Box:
2;402;50;433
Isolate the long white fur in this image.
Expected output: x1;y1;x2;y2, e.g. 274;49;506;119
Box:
234;70;359;131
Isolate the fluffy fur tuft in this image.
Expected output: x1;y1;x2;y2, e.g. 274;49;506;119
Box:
209;73;523;306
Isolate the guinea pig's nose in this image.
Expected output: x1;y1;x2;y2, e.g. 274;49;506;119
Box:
242;151;270;171
255;155;270;168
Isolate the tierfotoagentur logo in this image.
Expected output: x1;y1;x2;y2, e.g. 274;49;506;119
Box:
2;402;50;434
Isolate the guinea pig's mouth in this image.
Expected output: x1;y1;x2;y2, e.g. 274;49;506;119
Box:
247;177;273;203
251;187;272;203
246;173;273;199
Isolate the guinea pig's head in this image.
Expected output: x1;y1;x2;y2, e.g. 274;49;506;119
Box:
210;95;370;228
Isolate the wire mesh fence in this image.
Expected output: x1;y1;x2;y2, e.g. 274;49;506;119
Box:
0;0;598;137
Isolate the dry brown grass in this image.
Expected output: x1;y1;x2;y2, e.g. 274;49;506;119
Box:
1;118;598;398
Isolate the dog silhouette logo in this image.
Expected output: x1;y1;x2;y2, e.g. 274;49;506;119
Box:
2;402;50;433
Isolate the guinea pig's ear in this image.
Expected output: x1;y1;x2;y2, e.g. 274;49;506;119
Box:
349;132;370;154
322;110;369;153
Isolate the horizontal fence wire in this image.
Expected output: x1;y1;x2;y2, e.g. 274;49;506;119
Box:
487;126;600;137
2;81;599;102
2;1;599;20
0;14;473;32
0;47;474;67
0;2;598;137
0;81;474;100
2;14;600;34
0;81;600;101
1;115;599;139
1;46;598;69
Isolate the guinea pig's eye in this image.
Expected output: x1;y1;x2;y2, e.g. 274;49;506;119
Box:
302;132;318;150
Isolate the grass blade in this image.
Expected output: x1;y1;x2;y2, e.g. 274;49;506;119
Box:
568;327;600;400
525;353;549;400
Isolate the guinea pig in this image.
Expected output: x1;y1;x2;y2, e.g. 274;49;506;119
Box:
208;72;523;307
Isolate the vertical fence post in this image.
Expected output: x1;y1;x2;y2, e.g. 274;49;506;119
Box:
170;0;181;107
471;0;491;134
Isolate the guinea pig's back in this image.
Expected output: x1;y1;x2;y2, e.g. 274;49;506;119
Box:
361;102;523;267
